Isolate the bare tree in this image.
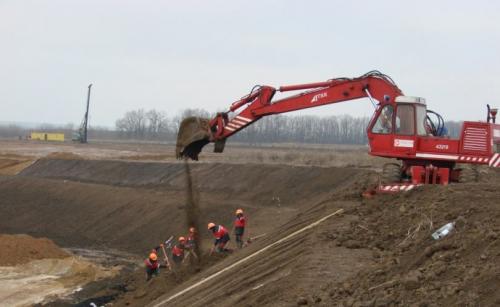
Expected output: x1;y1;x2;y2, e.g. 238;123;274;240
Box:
146;109;168;138
115;109;147;138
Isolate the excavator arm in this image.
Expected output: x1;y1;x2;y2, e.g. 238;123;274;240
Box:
176;71;403;160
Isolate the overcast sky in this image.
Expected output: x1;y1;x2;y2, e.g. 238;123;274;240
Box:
2;1;500;127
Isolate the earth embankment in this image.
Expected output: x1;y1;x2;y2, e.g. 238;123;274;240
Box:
1;159;371;255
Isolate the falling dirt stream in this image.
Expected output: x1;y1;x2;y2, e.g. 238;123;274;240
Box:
183;160;203;258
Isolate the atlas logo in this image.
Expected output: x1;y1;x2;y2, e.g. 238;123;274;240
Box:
311;92;327;103
435;144;449;150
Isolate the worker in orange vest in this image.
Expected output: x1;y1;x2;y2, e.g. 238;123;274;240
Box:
208;222;231;254
233;208;246;249
171;236;186;265
186;227;197;250
144;250;160;281
184;227;199;262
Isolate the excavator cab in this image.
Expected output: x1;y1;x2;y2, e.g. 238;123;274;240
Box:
368;96;445;155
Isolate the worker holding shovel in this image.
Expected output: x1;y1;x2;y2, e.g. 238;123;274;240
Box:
144;251;161;281
208;222;231;255
171;237;187;265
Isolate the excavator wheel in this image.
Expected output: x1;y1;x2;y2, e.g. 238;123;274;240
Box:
381;163;402;184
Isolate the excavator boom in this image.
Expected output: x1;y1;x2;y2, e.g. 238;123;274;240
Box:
176;71;402;160
176;71;500;187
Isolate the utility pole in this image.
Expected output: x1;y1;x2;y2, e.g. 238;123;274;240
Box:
82;83;92;143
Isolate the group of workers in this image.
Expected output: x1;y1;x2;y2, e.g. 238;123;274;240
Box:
144;208;247;281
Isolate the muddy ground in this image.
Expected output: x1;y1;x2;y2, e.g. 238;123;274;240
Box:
0;234;122;307
0;140;498;306
326;182;500;307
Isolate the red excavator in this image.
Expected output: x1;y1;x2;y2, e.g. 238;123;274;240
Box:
176;71;499;189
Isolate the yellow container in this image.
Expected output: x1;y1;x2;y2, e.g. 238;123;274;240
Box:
30;132;65;142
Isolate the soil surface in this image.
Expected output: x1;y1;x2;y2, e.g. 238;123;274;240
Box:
0;155;35;175
0;234;70;266
0;157;373;306
325;179;500;307
0;159;367;255
0;234;121;307
0;141;498;306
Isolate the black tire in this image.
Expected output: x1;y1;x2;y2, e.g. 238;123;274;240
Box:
381;163;401;184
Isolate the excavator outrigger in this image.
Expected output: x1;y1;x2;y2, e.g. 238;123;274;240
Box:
176;71;500;188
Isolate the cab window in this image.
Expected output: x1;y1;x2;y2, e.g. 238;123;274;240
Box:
371;105;393;134
415;105;427;136
395;104;414;135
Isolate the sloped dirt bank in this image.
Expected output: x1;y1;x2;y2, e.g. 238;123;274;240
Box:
0;159;374;306
5;157;497;306
18;159;367;205
115;201;372;307
325;177;500;306
2;160;370;255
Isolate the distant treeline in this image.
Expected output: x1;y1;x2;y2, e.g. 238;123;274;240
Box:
0;108;464;145
113;108;464;144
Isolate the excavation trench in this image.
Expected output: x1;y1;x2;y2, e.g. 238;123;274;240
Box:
0;147;499;306
0;158;374;305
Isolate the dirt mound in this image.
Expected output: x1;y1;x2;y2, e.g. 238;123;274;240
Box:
0;234;70;266
0;252;121;306
325;177;500;306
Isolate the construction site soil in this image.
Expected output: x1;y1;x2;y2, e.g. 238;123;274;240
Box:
0;155;499;306
0;234;70;266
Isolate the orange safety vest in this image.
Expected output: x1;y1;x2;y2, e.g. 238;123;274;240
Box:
172;244;185;257
212;225;228;239
234;216;246;228
144;258;159;269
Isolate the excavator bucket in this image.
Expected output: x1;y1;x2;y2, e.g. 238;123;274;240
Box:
176;117;212;160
